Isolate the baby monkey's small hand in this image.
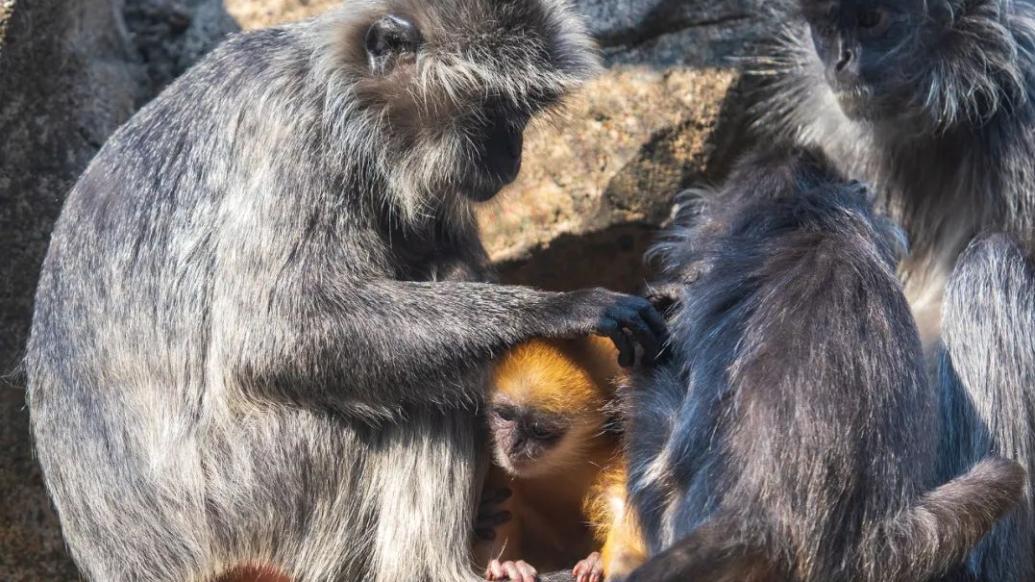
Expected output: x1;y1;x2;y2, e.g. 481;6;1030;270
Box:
486;559;539;582
573;552;604;582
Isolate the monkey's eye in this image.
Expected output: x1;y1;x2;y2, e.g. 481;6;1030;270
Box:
493;406;518;422
365;15;423;73
857;8;889;35
528;423;562;443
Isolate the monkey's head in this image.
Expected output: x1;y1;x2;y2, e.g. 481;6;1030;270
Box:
488;338;620;479
325;0;599;218
798;0;1026;132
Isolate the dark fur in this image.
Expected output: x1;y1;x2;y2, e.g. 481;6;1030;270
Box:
754;2;1035;577
22;2;670;581
624;150;1023;582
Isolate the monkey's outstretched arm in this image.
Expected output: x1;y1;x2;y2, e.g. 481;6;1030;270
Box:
228;280;665;410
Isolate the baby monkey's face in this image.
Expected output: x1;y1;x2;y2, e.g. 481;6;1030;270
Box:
489;398;571;478
490;394;610;480
488;337;618;479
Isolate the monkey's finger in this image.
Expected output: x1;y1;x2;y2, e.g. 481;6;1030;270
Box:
619;312;661;361
639;301;669;340
476;509;512;528
573;552;601;582
608;307;660;363
480;487;512;506
598;320;635;367
502;562;522;581
488;560;505;580
514;561;538;582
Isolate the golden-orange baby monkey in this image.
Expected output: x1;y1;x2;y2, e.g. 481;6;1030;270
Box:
474;337;646;582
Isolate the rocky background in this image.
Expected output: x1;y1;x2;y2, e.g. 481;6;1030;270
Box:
0;0;768;578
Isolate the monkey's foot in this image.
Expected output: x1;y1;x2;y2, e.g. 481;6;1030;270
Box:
572;552;603;582
486;559;538;582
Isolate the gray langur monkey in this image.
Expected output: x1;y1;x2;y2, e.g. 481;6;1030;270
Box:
755;0;1035;337
23;1;668;581
621;149;1024;582
754;1;1035;578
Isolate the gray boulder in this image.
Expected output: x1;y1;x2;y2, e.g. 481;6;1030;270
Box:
0;1;234;579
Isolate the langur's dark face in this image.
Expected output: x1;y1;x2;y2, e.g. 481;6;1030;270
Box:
361;15;530;202
802;0;925;120
461;99;530;203
352;0;599;208
489;401;571;477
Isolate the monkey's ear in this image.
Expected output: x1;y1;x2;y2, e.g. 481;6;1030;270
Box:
364;15;423;74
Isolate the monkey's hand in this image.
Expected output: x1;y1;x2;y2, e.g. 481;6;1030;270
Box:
572;552;604;582
560;289;667;368
475;487;512;541
486;559;539;582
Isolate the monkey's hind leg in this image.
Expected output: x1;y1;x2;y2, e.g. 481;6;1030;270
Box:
582;463;646;581
939;233;1035;581
365;410;487;582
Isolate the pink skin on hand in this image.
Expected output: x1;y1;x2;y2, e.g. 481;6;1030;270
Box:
485;559;538;582
572;552;604;582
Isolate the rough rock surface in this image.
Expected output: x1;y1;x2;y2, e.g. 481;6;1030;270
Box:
1;1;145;579
486;0;764;291
0;0;766;578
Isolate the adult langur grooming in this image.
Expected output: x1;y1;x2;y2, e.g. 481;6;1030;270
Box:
24;1;666;580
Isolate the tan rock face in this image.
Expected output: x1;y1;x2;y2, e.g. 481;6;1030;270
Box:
226;0;341;29
480;67;735;291
0;1;12;47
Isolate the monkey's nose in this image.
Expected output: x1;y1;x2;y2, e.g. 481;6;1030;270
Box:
835;48;853;73
485;126;523;186
832;46;861;83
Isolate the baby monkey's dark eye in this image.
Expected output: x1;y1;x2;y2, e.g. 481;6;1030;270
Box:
365;15;422;73
494;406;517;422
529;424;557;440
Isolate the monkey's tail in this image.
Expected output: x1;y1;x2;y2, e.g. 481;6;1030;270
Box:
623;515;780;582
624;458;1023;582
883;456;1025;580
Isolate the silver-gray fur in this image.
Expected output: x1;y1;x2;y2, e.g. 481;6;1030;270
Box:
624;149;1024;582
23;2;669;581
753;1;1035;577
939;234;1035;581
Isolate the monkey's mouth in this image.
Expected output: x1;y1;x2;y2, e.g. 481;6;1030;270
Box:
501;450;555;477
463;164;521;203
833;85;876;119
